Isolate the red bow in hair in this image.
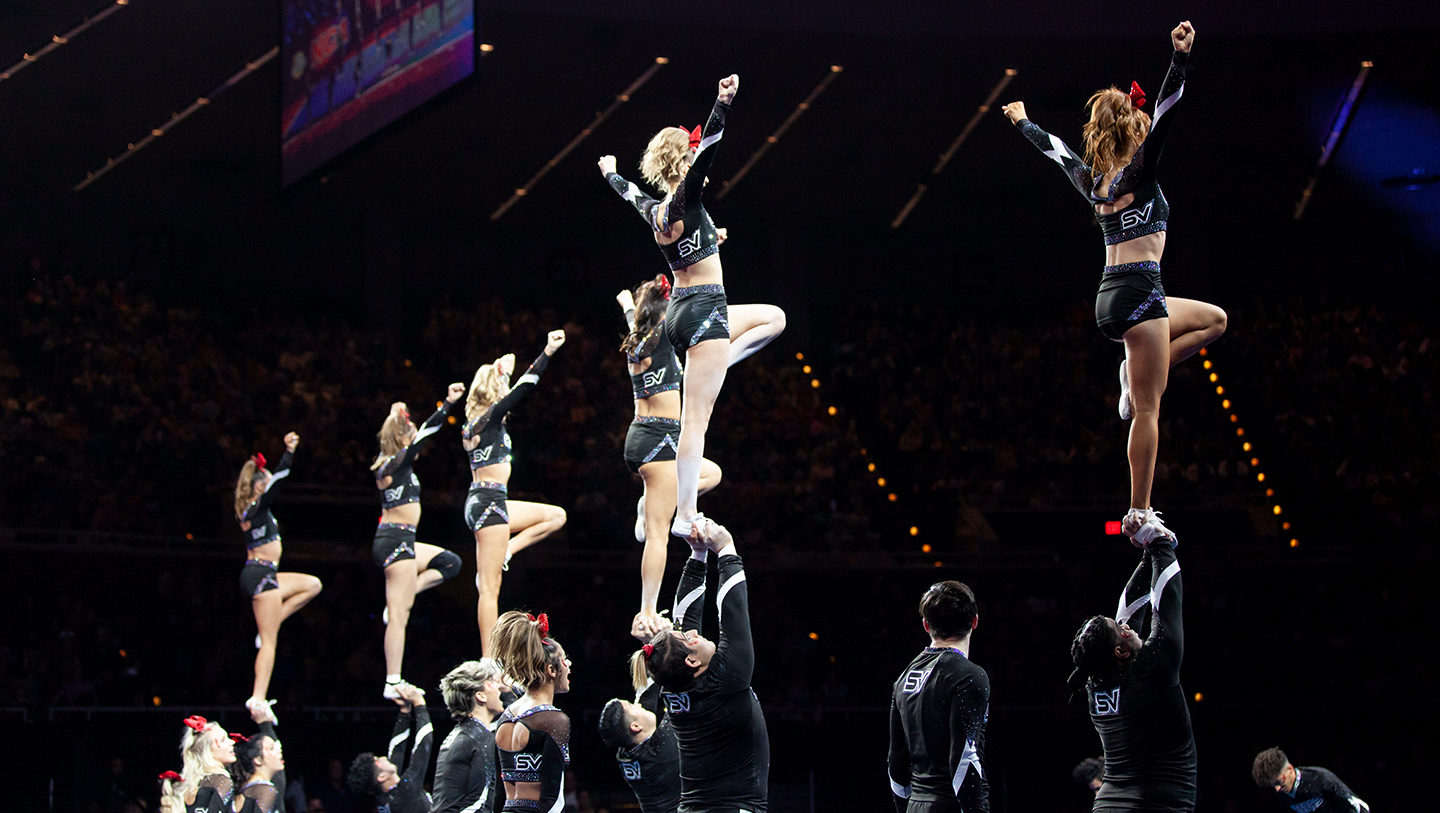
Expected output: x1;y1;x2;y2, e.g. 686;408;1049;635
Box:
526;612;550;636
157;770;182;782
230;733;250;743
183;715;209;733
642;644;655;658
1128;80;1146;108
251;452;267;469
656;276;672;300
688;125;702;152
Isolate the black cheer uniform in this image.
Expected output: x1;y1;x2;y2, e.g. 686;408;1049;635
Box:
887;645;991;813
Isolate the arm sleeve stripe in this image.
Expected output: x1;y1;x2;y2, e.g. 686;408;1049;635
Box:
1149;560;1181;613
697;131;723;152
952;739;984;794
413;424;443;444
1152;84;1183;128
715;570;747;625
388;730;408;757
516;373;539;386
259;469;290;494
673;585;704;625
889;776;911;798
412;722;433;754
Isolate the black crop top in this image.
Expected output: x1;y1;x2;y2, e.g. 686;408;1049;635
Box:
238;450;292;549
462;350;552;471
624;313;683;401
497;704;571;812
1017;50;1187;245
375;399;456;509
607;99;730;272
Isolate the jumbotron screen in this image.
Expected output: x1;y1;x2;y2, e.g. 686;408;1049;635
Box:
281;0;475;186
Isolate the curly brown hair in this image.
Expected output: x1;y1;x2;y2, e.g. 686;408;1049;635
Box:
1082;87;1152;180
640;127;691;192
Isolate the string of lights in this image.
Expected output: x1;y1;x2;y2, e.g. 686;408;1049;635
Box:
490;56;668;220
0;0;132;86
891;68;1017;229
790;351;937;565
73;46;278;191
715;64;843;200
1200;346;1297;547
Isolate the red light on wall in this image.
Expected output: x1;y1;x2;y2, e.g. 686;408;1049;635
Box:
1105;520;1123;535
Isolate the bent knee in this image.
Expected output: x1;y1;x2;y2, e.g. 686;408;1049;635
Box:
769;306;788;333
549;506;568;527
1212;306;1228;334
307;576;324;594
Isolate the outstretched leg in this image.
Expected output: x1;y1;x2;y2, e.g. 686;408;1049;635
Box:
726;303;786;367
1122;318;1172;511
676;338;731;523
504;500;567;558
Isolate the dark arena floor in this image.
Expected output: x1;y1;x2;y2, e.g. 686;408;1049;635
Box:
3;2;1439;811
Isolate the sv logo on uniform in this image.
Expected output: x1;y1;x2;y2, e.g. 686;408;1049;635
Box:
677;231;704;257
663;692;691;714
1092;687;1121;716
1120;201;1154;229
513;753;543;772
643;368;668;388
251;527;266;539
621;760;642;780
902;668;931;694
474;447;493;462
384;486;404;503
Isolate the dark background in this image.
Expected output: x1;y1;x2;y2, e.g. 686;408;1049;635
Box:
2;1;1438;811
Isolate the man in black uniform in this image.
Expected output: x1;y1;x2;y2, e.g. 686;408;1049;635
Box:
1251;747;1370;812
598;683;681;813
1066;536;1194;811
345;682;434;813
640;518;769;813
887;581;990;812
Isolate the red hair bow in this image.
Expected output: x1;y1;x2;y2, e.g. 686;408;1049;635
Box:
157;770;182;782
642;644;654;658
688;125;702;152
1128;81;1146;108
182;715;209;733
251;452;267;469
526;612;550;636
230;733;249;743
656;276;672;300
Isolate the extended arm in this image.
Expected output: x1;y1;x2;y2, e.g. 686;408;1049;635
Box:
387;708;414;766
1138;48;1189;177
377;397;457;479
401;702;434;785
606;170;666;227
1144;541;1184;676
710;551;754;688
666;97;731;218
887;696;912;813
672;547;707;633
1115;547;1154;631
463;351;552;439
1013;118;1095;199
255;720;287;809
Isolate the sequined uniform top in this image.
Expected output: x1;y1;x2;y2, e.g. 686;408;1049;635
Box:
232;720;288;813
188;773;234;813
887;647;991;812
238;450;293;549
496;704;571;813
662;553;770;812
1267;767;1368;813
374;400;456;509
1087;541;1196;809
606;100;730;272
1015;50;1188;246
623;310;683;401
234;778;279;813
616;683;682;813
462;350;552;471
432;716;502;813
376;703;435;813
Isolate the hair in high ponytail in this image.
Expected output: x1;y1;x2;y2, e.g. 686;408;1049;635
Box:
1081;87;1152;179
